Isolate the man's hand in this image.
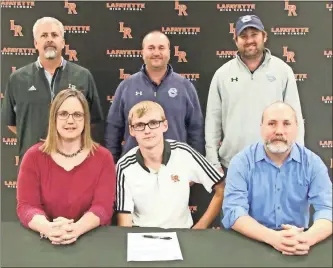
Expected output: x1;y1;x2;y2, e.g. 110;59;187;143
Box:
267;225;305;254
280;224;310;255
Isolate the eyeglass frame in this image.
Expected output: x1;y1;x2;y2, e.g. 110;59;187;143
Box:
56;111;85;121
130;120;165;131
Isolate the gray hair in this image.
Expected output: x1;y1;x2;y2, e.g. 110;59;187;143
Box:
32;17;64;39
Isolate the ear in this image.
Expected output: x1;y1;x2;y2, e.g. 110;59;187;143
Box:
129;125;135;137
34;39;38;50
162;120;168;133
263;31;268;43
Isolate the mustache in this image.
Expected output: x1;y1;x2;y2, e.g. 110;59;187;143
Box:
44;42;57;49
270;137;287;143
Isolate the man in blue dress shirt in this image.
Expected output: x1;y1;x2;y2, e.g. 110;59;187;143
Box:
222;101;332;255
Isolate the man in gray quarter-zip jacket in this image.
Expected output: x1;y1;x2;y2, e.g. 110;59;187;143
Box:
105;30;204;163
205;15;304;171
3;17;103;160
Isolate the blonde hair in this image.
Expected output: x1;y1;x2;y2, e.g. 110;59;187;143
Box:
40;89;98;154
33;17;65;39
128;101;166;125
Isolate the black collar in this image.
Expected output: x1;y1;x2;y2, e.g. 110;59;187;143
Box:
136;140;172;173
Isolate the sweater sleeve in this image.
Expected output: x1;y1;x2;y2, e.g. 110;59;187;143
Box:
205;70;223;168
16;147;48;227
283;66;304;145
87;150;117;225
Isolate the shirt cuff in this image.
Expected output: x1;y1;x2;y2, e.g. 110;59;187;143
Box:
222;206;248;229
21;208;47;228
88;205;112;226
313;209;332;222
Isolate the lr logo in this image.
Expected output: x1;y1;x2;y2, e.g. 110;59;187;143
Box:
175;0;188;16
65;45;78;61
174;46;187;62
119;69;131;80
10;20;23;36
283;46;295;63
119;22;132;39
229;23;236;39
284;0;297;16
64;0;77;14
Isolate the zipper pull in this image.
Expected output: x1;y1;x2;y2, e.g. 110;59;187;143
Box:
154;91;156;97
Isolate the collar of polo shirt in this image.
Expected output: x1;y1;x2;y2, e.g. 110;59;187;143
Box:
136;140;172;173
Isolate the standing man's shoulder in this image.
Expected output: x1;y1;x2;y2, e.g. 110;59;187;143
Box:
9;62;37;81
65;61;93;75
114;70;144;92
212;57;239;78
169;71;199;94
267;52;294;73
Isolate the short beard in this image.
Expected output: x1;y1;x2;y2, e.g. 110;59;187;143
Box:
44;49;57;59
265;141;291;154
240;45;264;60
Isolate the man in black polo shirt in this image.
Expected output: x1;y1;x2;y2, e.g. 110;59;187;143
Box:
3;17;103;159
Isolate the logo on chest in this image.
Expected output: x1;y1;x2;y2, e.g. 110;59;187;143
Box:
168;88;178;98
68;84;77;90
171;174;180;182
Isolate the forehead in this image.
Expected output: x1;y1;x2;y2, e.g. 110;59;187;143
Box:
143;33;169;47
239;27;261;36
131;109;163;123
36;23;61;35
58;97;83;111
264;106;296;122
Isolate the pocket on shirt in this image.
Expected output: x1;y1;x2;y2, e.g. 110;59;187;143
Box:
290;175;309;200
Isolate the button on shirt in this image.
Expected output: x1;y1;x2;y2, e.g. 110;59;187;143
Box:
222;142;332;230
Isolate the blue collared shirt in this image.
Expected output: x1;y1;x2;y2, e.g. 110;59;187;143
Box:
222;142;332;230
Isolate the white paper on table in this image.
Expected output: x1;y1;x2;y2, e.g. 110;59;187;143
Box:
127;232;183;262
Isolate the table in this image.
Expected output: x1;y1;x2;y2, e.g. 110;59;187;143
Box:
1;222;332;267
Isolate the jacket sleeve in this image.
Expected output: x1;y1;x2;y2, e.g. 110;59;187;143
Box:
3;74;17;126
283;66;304;145
205;70;223;168
86;70;104;124
105;82;126;163
184;80;205;154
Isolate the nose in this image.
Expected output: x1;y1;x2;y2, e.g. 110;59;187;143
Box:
245;36;255;44
143;124;151;134
66;114;75;123
275;123;284;134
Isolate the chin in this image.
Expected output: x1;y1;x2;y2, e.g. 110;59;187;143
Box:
266;144;290;154
59;133;81;141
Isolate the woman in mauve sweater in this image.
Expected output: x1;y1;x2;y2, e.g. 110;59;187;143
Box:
17;88;116;245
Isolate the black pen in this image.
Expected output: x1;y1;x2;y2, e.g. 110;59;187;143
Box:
142;235;172;240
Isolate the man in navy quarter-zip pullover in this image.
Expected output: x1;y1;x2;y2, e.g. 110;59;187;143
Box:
3;17;103;160
105;30;204;163
205;15;304;173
